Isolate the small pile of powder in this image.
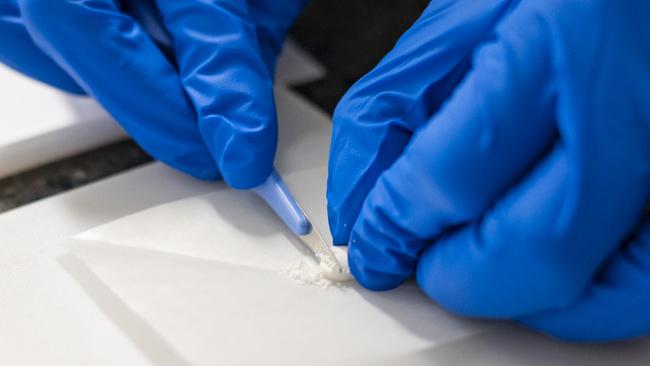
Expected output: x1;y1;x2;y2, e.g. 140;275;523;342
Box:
283;246;352;288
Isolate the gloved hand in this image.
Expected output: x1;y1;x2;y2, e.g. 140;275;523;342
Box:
328;0;650;341
0;0;308;188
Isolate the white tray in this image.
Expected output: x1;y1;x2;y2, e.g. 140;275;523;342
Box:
1;85;647;366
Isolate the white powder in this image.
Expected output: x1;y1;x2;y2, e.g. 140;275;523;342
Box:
283;246;352;288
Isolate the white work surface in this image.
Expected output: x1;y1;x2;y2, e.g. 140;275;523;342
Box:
0;39;324;178
1;89;649;365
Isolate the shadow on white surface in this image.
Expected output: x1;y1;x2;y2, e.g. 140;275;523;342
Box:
57;251;193;366
374;325;650;366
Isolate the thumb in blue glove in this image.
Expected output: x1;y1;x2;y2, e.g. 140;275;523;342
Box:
327;0;514;245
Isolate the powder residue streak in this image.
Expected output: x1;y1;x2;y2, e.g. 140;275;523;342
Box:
283;246;352;288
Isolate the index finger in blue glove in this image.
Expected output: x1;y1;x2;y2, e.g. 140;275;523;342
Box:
153;0;287;189
19;0;219;180
346;3;557;291
327;0;515;245
521;219;650;342
0;0;82;94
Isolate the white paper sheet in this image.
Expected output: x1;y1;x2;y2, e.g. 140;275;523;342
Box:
66;88;490;365
0;39;324;177
65;240;488;366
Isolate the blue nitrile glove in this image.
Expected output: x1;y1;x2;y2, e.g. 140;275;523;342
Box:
328;0;650;342
0;0;308;188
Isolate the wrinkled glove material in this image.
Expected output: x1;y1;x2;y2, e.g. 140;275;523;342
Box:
0;0;309;188
328;0;650;342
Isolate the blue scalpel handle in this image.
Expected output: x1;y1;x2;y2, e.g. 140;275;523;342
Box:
252;169;312;236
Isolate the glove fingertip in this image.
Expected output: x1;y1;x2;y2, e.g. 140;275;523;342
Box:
350;262;406;291
203;113;277;189
221;156;274;190
348;246;408;291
